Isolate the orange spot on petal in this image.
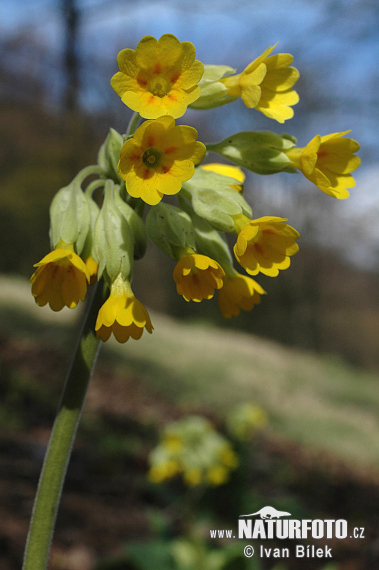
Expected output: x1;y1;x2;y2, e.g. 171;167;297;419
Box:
137;77;147;87
162;166;170;174
253;243;264;255
147;135;155;147
143;169;150;180
164;146;178;155
170;74;180;84
154;62;162;74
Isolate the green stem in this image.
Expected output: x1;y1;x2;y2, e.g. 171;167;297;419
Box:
125;111;141;137
22;280;108;570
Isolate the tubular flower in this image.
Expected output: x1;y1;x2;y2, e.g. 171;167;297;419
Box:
173;252;225;302
285;131;361;199
218;271;266;318
95;274;153;343
118;115;206;205
234;216;299;277
220;45;299;123
30;246;90;311
201;163;246;191
111;33;204;119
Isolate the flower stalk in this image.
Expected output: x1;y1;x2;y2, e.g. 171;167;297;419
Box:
22;280;108;570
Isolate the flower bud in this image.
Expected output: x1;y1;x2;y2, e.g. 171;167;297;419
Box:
97;128;124;182
182;167;252;232
94;180;134;283
145;202;196;260
207;131;297;175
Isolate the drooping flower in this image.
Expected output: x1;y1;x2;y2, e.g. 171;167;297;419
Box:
234;216;299;277
118;115;206;205
218;271;266;318
201;162;245;191
111;34;204;119
95;273;153;343
173;251;225;302
220;45;299;123
30;245;90;311
284;131;361;199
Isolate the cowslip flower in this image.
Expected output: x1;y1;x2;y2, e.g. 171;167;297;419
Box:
111;33;204;119
173;251;225;302
218;271;266;318
95;274;153;343
201;162;245;192
118;115;206;205
233;216;299;277
284;131;361;199
30;245;90;311
220;45;299;123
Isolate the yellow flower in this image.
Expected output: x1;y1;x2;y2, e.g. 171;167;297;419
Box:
173;252;225;302
118;115;206;205
234;216;299;277
148;460;180;484
285;131;361;199
220;45;299;123
30;246;90;311
201;163;245;191
84;255;98;285
183;467;202;487
206;465;229;486
218;271;266;318
111;34;204;119
95;274;153;343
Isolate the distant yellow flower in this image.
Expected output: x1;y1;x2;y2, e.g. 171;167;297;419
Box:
206;465;229;486
95;274;153;343
234;216;299;277
173;252;225;302
218;271;266;318
201;163;245;191
30;246;90;311
118;116;206;205
184;467;203;487
148;460;181;484
111;34;204;119
221;44;299;123
285;131;361;199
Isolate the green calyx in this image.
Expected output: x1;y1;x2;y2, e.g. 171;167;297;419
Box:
182;168;252;232
145;202;196;261
207;131;298;175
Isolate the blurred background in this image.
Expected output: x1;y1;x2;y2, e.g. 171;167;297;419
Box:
0;1;378;569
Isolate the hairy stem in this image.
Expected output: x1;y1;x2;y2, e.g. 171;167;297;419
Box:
22;280;107;569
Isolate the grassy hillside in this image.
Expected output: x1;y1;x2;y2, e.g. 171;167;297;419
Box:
1;274;378;474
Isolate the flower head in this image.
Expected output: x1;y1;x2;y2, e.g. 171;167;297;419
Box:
285;131;361;199
173;252;225;302
30;246;90;311
95;274;153;343
148;416;238;487
234;216;299;277
118;116;206;205
218;271;266;318
201;163;245;192
111;34;204;119
221;45;299;123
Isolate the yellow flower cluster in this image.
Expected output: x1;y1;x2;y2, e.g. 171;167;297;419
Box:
30;33;361;344
148;416;239;487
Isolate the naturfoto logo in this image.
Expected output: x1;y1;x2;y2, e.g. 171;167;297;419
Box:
238;506;347;540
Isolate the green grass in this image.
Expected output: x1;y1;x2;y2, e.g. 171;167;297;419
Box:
1;274;379;471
